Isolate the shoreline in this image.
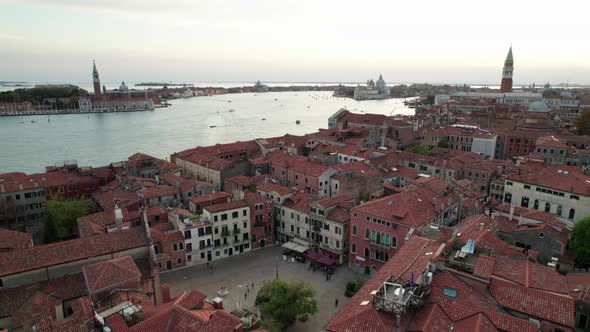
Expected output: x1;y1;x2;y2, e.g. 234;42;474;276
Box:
0;108;155;117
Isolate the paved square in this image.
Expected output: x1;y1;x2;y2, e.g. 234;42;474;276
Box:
160;246;362;331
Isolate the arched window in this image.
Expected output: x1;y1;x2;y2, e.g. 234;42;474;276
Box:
533;200;539;210
557;205;563;216
364;247;369;258
352;225;357;236
365;228;370;239
351;244;356;254
545;203;551;213
391;236;397;248
569;208;576;220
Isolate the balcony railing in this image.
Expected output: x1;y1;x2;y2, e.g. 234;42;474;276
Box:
221;230;230;237
199;243;213;250
233;228;241;235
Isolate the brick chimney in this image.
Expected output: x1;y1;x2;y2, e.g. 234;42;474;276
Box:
509;204;515;221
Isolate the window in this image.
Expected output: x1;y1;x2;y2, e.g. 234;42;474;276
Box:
557;205;563;216
232;211;238;218
221;213;228;221
504;193;512;204
352;225;357;236
545;203;551;213
184;230;191;239
524;185;531;190
539;232;544;239
364;247;369;258
521;197;529;208
173;244;178;251
179;243;184;250
351;243;356;254
177;258;183;265
391;236;397;248
324;223;329;231
365;228;370;239
571;195;579;200
442;287;457;298
533;200;539;210
569;208;576;220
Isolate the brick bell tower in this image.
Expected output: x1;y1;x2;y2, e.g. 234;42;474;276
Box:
500;46;513;93
93;60;101;98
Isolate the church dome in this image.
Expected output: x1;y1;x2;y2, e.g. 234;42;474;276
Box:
528;100;550;113
119;81;128;91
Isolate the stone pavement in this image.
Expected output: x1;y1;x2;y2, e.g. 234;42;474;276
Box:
160;245;362;331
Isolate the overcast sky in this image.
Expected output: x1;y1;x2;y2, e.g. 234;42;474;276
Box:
1;0;589;85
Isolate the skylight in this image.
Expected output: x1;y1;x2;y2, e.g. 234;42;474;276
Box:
442;287;457;298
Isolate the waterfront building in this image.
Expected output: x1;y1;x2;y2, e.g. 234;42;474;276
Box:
353;74;391;100
81;60;155;112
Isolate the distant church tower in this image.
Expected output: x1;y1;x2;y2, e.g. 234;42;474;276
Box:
93;60;102;97
500;46;513;93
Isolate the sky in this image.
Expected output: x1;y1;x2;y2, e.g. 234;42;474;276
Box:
1;0;589;85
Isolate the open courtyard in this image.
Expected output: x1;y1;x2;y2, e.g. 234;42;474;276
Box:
160;245;364;331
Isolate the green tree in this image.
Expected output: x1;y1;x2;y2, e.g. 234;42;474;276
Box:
405;144;433;156
255;279;318;329
44;196;94;241
43;218;60;243
575;108;590;135
260;319;282;332
571;216;590;267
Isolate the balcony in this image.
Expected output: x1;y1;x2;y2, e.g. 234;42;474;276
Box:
233;228;241;235
221;230;230;237
199;243;213;250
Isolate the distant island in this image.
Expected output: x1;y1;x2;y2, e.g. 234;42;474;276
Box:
134;82;193;87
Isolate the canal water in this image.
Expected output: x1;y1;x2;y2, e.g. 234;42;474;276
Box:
0;91;414;173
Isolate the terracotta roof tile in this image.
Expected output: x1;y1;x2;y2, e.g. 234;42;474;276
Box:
204;200;249;213
0;228;32;251
83;256;141;293
0;227;147;277
489;278;575;327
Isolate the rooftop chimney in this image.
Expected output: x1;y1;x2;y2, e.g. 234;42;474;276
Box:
114;204;124;230
509;204;515;221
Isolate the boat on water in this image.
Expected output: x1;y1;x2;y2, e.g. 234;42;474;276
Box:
30;120;35;123
229;109;235;112
261;118;266;121
210;125;217;128
296;120;301;124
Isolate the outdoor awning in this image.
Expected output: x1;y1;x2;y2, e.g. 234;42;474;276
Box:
461;239;475;255
317;256;336;266
282;241;309;253
306;252;322;261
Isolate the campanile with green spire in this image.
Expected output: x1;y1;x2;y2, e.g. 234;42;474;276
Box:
500;46;514;93
92;59;102;97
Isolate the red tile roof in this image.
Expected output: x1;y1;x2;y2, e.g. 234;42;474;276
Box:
453;313;497;332
0;272;87;327
507;163;590;196
257;182;295;196
105;313;130;332
473;256;495;279
325;236;443;332
535;135;567;148
0;228;32;251
331;161;381;177
83;256;141;293
489;278;575;327
491;257;568;294
129;290;242;332
190;191;231;205
0;227;147;277
566;272;590;302
406;303;451;332
139;185;177;199
204;200;249;213
352;186;451;228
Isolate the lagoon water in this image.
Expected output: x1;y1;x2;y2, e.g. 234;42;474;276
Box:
0;91;414;173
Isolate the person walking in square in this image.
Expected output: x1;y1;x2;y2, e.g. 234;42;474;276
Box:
335;298;339;307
